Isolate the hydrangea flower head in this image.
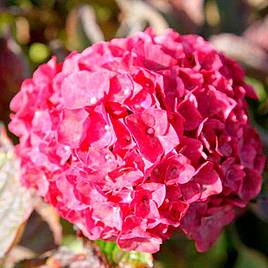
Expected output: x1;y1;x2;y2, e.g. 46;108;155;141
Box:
9;29;265;253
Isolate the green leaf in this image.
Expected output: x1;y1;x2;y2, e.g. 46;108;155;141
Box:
29;43;50;64
245;77;267;103
61;235;84;253
235;247;268;268
96;240;153;267
186;233;228;268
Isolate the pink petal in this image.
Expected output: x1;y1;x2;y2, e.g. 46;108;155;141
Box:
61;70;110;109
58;108;88;148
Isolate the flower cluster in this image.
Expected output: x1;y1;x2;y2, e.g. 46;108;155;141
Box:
9;29;265;253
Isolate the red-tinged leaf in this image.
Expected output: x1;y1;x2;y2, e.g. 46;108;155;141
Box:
34;197;63;245
0;124;32;259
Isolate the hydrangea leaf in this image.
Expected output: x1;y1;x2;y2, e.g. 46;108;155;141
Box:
245;77;266;102
62;235;84;253
0;124;32;259
155;233;227;268
96;240;153;268
13;246;109;268
235;247;268;268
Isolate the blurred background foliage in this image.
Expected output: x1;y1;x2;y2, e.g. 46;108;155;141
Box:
1;0;268;267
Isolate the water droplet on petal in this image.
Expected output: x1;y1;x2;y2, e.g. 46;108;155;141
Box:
105;154;112;161
35;110;41;118
104;125;110;131
125;136;131;143
64;145;71;151
89;97;97;105
164;198;169;204
124;89;130;95
145;82;150;88
56;196;63;202
242;114;247;121
146;127;155;135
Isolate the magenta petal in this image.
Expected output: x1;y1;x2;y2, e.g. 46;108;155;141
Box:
58;108;88;148
194;162;222;199
92;202;122;230
117;233;162;253
82;105;116;149
239;168;262;201
196;85;237;119
165;154;195;185
181;183;201;203
141;183;166;207
108;73;134;103
193;207;234;252
178;96;203;131
125;112;164;163
178;137;205;164
61;70;111;109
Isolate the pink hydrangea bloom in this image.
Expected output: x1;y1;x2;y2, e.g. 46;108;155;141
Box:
9;29;265;253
